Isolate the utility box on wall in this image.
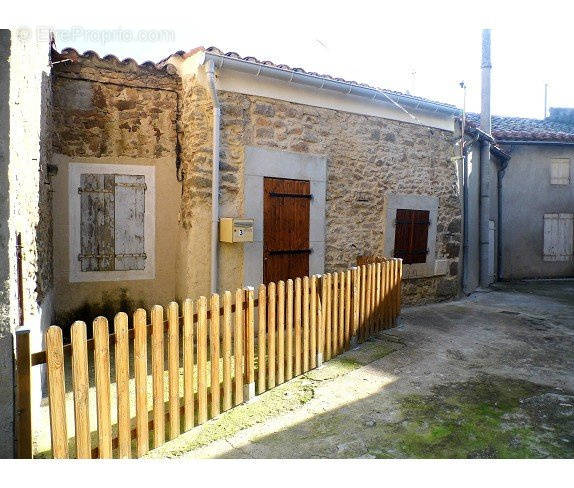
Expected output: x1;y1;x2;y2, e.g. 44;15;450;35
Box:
219;218;254;243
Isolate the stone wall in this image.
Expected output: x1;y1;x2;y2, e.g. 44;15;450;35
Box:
178;78;461;305
50;56;182;326
0;30;53;458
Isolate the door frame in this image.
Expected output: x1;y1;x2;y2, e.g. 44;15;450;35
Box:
243;146;327;288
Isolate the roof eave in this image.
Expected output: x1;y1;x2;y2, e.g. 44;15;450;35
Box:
204;51;460;117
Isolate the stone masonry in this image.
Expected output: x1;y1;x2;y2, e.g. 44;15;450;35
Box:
179;78;461;305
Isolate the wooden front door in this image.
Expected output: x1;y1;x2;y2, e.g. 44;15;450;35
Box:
263;177;311;284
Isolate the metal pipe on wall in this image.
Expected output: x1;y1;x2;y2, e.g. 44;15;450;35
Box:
206;60;221;293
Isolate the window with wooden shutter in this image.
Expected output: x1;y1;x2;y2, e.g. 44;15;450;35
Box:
550;159;570;185
394;209;430;264
79;173;146;272
543;213;574;261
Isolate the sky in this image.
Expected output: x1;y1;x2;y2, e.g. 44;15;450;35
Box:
6;0;573;118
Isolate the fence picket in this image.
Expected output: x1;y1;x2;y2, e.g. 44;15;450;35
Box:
345;270;352;348
183;299;194;430
338;272;345;353
331;272;339;356
277;281;285;385
375;262;381;331
267;282;276;389
134;308;149;457
151;305;165;447
258;284;267;394
285;279;294;381
310;275;317;369
234;289;244;405
71;321;90;459
383;260;390;328
114;312;131;457
167;302;180;440
294;277;302;376
222;291;233;411
390;259;397;325
46;326;68;459
245;288;255;400
210;294;221;417
360;266;366;340
319;274;327;365
325;273;332;361
93;317;112;458
303;276;310;372
197;296;208;422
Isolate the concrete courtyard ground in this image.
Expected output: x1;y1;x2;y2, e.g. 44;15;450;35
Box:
148;280;574;459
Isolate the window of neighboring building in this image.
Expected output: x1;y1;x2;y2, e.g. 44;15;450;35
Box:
393;209;430;264
69;163;155;282
550;159;571;185
543;213;574;261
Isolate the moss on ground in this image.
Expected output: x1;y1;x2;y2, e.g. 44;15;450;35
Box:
367;375;574;458
146;378;315;457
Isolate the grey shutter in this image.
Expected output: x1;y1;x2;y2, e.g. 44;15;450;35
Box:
114;174;146;271
79;174;115;271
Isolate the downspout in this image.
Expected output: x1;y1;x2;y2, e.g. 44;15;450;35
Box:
206;60;221;293
479;29;492;288
496;158;509;280
461;131;480;293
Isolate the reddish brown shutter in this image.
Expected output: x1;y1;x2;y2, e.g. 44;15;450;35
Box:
393;209;430;264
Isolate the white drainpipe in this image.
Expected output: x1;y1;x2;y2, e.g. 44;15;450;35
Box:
206;60;221;293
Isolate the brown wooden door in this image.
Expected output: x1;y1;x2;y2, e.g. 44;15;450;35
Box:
263;177;311;284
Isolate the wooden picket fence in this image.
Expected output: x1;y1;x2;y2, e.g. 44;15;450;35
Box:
15;259;402;459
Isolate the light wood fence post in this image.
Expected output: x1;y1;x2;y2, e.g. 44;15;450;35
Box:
244;287;255;401
134;308;149;457
71;321;90;459
182;299;195;430
210;294;221;417
114;312;131;457
46;326;68;459
151;305;165;447
351;267;360;347
167;302;180;439
93;317;112;458
257;284;267;394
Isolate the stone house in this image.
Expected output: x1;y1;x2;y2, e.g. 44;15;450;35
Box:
1;37;465;456
48;45;463;326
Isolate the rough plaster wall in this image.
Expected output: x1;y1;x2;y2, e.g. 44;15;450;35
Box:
0;30;52;458
51;62;181;324
175;72;215;299
501;144;574;279
179;86;461;305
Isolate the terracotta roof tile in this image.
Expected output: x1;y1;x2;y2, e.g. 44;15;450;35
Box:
466;113;574;143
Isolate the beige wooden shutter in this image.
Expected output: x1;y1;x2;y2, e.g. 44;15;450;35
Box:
557;213;574;261
551;159;570;185
544;213;574;261
79;174;115;271
114;174;146;271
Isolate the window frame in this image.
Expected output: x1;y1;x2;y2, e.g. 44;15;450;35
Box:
69;163;155;283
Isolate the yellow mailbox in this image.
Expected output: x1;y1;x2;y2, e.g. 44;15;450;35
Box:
219;218;254;243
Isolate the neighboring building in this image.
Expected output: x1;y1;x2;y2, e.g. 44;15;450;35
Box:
467;110;574;281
